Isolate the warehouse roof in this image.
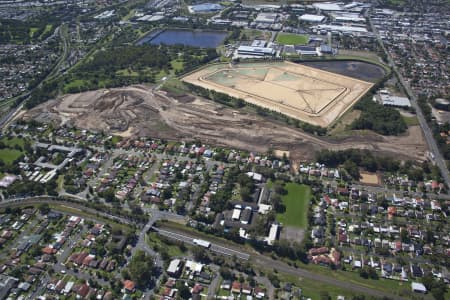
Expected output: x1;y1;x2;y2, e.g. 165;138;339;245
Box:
299;14;326;22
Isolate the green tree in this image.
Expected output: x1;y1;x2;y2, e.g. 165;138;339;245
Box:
127;250;155;288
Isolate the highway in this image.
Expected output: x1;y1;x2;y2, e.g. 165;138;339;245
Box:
368;15;450;193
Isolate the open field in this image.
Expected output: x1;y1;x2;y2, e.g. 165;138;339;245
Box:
276;33;309;45
276;183;310;228
23;85;427;163
359;172;380;185
0;149;22;164
182;62;373;127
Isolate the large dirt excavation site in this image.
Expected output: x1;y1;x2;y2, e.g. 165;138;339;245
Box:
182;62;373;127
23;84;427;163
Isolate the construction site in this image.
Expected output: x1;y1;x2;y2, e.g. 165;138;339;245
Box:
182;61;374;127
22;85;427;164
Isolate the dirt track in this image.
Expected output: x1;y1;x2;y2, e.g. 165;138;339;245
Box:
23;85;427;163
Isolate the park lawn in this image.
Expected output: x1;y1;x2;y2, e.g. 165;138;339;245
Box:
111;135;122;145
276;183;310;228
170;60;184;72
0;149;22;165
276;33;309;45
63;79;88;93
116;69;139;77
0;136;25;148
402;115;419;126
29;27;39;38
40;24;53;39
162;79;188;96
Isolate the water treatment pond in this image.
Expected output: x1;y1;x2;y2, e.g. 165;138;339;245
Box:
301;60;386;82
137;29;227;48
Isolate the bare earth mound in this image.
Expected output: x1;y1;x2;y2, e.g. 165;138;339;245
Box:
182;62;373;127
23;85;427;163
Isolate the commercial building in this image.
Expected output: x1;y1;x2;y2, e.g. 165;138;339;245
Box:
313;2;343;11
380;92;411;108
330;12;365;23
251;40;267;47
299;14;326;23
255;12;278;24
188;3;222;13
315;24;368;33
295;46;319;56
237;46;275;57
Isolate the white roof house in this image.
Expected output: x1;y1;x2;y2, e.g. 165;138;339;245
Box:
246;172;263;181
185;260;204;273
167;259;182;275
232;208;241;220
265;224;280;245
411;282;427;293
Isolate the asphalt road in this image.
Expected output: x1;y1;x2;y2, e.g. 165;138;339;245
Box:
368;15;450;193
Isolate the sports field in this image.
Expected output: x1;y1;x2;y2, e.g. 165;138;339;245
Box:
182;61;373;127
276;183;311;228
276;33;309;45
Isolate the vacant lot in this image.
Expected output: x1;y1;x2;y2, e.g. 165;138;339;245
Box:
276;183;311;228
182;62;373;127
359;172;380;185
276;33;309;45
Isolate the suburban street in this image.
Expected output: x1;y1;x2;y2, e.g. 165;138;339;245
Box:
0;195;403;298
368;15;450;193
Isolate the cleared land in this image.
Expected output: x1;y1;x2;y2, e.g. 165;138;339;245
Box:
23;85;427;164
359;172;380;185
276;183;310;228
276;33;309;45
182;62;373;127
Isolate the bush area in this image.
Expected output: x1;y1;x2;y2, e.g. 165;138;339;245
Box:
0;19;55;44
351;96;407;135
64;45;217;93
316;148;441;181
25;45;218;108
